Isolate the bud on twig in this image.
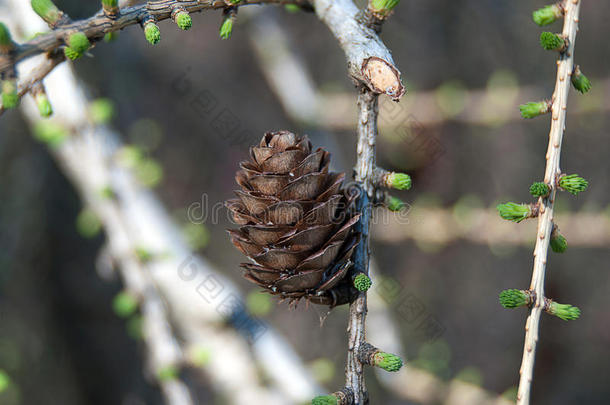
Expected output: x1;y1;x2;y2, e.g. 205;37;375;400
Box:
532;4;564;26
172;8;192;31
32;83;53;117
104;31;118;43
1;78;19;110
102;0;119;19
358;342;403;372
0;23;15;54
64;32;91;60
373;352;402;372
31;0;64;27
519;100;551;119
571;65;592;94
368;0;401;19
529;182;550;198
312;389;353;405
540;32;567;52
545;299;580;321
550;228;568;253
496;202;538;223
143;18;161;45
499;289;533;309
558;174;588;195
384;172;412;190
113;290;139;318
385;195;405;212
353;273;372;292
312;395;338;405
219;11;236;40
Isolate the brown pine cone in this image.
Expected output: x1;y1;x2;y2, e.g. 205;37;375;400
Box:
226;131;360;306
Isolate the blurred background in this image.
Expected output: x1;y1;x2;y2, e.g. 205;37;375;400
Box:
1;0;609;404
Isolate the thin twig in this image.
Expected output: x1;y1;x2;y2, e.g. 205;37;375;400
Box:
516;1;582;404
0;0;307;74
0;50;64;116
345;87;378;404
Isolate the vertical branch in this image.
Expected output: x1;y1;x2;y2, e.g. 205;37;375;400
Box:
517;1;581;404
345;87;378;404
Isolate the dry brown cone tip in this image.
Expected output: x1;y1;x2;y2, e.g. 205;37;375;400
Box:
226;131;361;306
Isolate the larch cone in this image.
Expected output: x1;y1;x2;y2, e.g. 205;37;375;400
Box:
225;131;360;306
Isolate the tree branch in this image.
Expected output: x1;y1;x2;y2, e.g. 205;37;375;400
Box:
344;87;378;405
314;0;405;100
517;1;582;404
0;0;307;74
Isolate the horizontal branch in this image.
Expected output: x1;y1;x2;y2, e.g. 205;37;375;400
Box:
0;0;307;74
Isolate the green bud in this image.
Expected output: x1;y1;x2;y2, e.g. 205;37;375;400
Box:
117;145;144;168
157;365;179;381
246;290;272;316
228;0;242;3
89;98;115;124
1;79;19;109
35;92;53;117
499;289;530;309
369;0;401;17
67;32;90;54
175;11;192;31
189;346;212;367
99;185;117;199
0;370;11;393
373;352;403;372
496;202;532;223
102;0;119;17
64;46;83;60
104;31;118;42
285;4;301;13
33;121;68;146
529;182;550;198
0;22;14;51
312;395;338;405
546;301;580;321
532;4;563;26
550;232;567;253
64;46;81;60
135;158;163;187
558;174;588;195
519;100;551;119
540;31;566;51
31;0;62;25
386;172;412;190
135;247;153;263
571;66;592;94
353;273;372;292
219;16;234;40
76;208;102;238
112;291;138;318
386;196;405;212
144;21;161;45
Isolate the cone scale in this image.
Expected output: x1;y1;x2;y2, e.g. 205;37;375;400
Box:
226;131;360;306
